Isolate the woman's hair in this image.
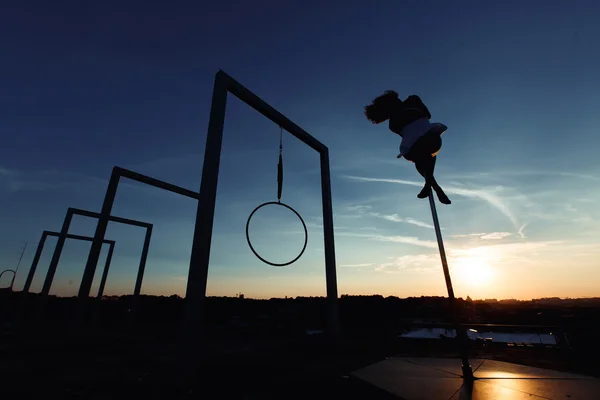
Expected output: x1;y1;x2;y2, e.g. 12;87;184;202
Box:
364;90;401;124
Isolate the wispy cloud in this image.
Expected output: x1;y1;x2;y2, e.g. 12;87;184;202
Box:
0;166;108;193
449;240;565;264
374;253;440;274
0;167;17;177
480;232;512;240
445;170;600;183
517;224;527;239
344;175;520;229
370;212;435;229
450;233;487;238
370;234;438;248
0;165;198;200
337;200;436;230
340;263;374;268
357;226;379;231
557;172;600;182
335;231;438;249
373;238;579;275
342;204;373;214
305;221;324;230
450;232;513;240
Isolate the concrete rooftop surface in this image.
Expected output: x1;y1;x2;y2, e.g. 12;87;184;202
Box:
351;357;600;399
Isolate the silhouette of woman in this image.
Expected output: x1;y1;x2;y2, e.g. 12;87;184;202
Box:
364;90;451;205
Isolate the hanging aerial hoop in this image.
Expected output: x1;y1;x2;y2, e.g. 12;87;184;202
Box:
246;126;308;267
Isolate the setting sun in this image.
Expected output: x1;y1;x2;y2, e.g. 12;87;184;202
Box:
453;257;494;286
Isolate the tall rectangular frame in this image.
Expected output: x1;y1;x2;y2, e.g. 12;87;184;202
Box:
36;207;153;327
75;167;200;326
180;70;340;368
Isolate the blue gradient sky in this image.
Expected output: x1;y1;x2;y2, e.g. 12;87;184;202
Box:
1;1;600;300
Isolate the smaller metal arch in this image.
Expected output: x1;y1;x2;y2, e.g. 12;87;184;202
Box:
0;269;16;290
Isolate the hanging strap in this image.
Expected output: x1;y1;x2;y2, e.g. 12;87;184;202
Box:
277;126;283;202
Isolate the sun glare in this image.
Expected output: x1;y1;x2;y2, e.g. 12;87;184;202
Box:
454;257;494;286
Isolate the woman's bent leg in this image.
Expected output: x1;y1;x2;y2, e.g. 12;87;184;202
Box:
415;157;435;198
406;132;451;204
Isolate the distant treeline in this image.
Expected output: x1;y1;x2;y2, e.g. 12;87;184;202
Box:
4;292;599;336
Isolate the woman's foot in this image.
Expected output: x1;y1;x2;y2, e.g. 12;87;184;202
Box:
434;187;451;205
417;185;431;199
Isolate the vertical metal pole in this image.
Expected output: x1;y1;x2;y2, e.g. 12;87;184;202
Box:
129;226;152;328
428;193;473;381
22;233;47;294
40;212;73;297
320;149;341;341
18;233;47;326
93;241;115;328
76;168;120;326
180;72;228;371
36;211;74;321
11;241;27;290
96;242;115;299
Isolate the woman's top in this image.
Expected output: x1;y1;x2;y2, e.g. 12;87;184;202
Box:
388;95;446;157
